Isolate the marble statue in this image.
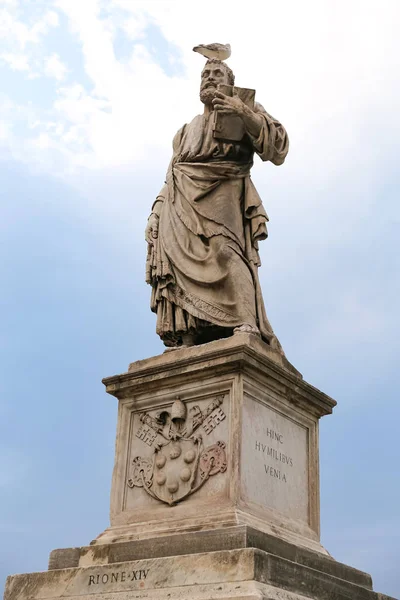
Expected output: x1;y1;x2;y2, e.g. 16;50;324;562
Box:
145;45;289;349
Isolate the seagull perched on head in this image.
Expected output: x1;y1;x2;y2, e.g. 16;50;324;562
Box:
193;43;231;61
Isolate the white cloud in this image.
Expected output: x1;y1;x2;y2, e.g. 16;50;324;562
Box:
122;15;148;40
44;10;59;28
0;0;398;300
0;1;399;224
0;0;19;7
0;121;9;141
44;53;68;81
0;3;63;83
5;0;389;180
1;52;29;71
0;4;59;50
32;132;52;149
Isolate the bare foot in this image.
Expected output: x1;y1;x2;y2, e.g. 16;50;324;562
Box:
233;323;261;336
181;333;195;346
163;333;195;352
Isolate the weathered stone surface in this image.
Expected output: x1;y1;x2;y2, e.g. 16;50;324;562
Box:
5;548;397;600
241;396;308;521
2;580;321;600
97;334;335;556
145;50;289;351
125;330;302;378
124;394;228;509
48;525;372;590
48;547;80;571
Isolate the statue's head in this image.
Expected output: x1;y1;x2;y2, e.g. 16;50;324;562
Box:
200;58;235;106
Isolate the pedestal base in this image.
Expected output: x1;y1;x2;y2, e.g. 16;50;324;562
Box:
4;528;396;600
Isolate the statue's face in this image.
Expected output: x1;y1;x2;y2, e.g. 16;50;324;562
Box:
200;64;230;106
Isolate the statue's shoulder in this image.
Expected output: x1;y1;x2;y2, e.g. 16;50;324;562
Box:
172;115;202;151
172;125;185;152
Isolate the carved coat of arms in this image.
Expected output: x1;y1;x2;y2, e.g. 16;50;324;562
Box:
127;396;227;506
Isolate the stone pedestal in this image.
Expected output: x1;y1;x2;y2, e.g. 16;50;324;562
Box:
95;333;333;555
4;335;396;600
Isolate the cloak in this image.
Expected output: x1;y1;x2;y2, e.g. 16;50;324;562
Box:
146;103;289;346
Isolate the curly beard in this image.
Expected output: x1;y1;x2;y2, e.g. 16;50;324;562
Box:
200;85;216;106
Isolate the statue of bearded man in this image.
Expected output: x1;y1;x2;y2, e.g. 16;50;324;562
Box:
145;58;289;349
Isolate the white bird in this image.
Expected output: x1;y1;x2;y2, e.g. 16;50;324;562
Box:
193;43;231;61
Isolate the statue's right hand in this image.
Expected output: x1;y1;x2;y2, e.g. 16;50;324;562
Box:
145;212;159;244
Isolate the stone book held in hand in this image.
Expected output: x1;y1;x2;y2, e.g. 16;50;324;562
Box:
213;84;256;141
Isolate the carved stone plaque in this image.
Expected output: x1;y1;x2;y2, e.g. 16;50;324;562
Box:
240;396;309;522
125;395;228;508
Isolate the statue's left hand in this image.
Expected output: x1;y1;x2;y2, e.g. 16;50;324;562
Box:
145;212;159;244
212;91;246;115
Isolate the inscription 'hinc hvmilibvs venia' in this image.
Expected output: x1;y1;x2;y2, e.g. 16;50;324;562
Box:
255;428;294;484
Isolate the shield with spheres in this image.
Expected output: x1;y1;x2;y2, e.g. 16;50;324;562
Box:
127;395;228;506
151;398;201;505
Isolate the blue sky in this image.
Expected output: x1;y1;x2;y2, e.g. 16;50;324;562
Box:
1;0;399;596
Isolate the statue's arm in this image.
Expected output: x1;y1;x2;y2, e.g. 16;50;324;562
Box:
239;104;264;139
251;103;289;165
212;92;288;165
145;186;165;243
152;185;167;216
148;124;185;218
145;125;185;244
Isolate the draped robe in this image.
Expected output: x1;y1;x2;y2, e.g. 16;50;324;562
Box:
146;103;289;347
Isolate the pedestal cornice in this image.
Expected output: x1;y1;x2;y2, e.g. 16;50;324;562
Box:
103;333;336;419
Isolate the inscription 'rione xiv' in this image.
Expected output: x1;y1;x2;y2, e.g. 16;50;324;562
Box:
88;569;150;586
127;396;227;506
